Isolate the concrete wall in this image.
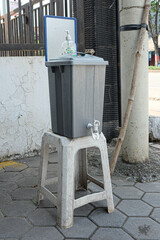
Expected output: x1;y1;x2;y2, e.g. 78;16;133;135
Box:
0;57;51;160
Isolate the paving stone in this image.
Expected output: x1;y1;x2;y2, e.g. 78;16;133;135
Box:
33;198;55;208
136;182;160;193
150;208;160;223
89;208;126;227
46;183;57;193
117;200;152;216
88;175;104;182
0;168;5;173
48;152;58;163
112;177;135;186
57;217;97;238
65;239;89;240
4;163;28;172
88;182;116;193
91;194;120;208
123;217;160;239
0;210;4;219
74;204;94;216
16;176;38;187
11;188;37;200
47;163;58;172
91;228;134;240
0;217;31;238
3;239;18;240
0;172;22;182
113;186;144;199
21;226;64;240
142;193;160;207
1;200;36;217
75;190;92;199
1;239;18;240
22;157;40;168
21;167;39;176
47;171;58;179
28;208;57;226
0;182;18;192
0;192;12;207
88;182;103;192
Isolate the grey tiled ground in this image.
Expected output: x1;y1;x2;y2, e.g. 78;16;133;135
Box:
57;217;97;238
28;208;57;226
150;208;160;223
0;217;31;238
0;182;18;193
91;228;134;240
113;186;144;199
117;200;152;216
0;192;12;207
0;155;160;240
21;227;64;240
142;193;160;207
89;208;127;227
1;200;36;217
123;217;160;240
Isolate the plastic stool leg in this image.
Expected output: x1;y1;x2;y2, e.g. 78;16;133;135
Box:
75;149;88;190
99;136;114;213
37;134;49;205
57;145;75;228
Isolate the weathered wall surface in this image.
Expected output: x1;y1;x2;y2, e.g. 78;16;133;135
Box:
0;57;51;160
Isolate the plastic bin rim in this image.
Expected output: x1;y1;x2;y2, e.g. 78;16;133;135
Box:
45;60;109;66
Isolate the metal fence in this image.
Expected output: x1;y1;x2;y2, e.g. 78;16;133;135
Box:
0;0;73;56
73;0;121;140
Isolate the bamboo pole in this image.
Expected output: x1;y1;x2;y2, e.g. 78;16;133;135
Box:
110;0;151;176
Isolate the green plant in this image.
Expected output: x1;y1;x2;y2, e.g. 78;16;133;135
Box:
149;66;160;70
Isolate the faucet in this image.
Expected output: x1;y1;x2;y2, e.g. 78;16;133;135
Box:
87;120;100;140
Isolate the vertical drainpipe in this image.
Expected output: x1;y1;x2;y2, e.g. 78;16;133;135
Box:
116;0;121;127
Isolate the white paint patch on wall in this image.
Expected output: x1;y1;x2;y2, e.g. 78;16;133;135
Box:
0;57;51;159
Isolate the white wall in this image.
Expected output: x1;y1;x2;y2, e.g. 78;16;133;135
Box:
0;57;51;159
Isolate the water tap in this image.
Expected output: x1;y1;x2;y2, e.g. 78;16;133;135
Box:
87;120;100;140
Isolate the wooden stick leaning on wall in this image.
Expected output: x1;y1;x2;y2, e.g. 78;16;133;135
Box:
110;0;151;176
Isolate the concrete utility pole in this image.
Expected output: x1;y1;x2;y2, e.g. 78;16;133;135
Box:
120;0;149;163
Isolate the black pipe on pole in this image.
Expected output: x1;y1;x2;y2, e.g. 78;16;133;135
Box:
6;0;11;43
116;0;121;127
18;0;23;43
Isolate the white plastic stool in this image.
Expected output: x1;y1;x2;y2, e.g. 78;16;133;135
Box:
37;132;114;228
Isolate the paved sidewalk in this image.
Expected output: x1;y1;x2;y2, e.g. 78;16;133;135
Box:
0;155;160;240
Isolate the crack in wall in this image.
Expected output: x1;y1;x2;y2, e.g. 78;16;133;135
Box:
0;57;51;160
